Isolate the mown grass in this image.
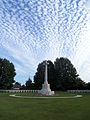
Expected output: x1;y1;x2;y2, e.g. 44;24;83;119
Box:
0;92;90;120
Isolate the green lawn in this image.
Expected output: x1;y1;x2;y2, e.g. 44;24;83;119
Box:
0;92;90;120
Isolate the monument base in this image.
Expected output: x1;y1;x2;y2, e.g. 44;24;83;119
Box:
38;83;54;96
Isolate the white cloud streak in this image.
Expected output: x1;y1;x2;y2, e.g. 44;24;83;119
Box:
0;0;90;83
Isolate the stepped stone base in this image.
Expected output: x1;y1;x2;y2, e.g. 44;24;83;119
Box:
38;83;54;96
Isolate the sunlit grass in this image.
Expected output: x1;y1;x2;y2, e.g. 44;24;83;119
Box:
0;92;90;120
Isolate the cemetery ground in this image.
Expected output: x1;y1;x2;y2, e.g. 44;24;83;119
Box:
0;91;90;120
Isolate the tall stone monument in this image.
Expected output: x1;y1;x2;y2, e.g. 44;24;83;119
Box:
38;60;54;95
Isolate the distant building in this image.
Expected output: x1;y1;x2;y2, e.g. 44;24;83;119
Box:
13;82;21;90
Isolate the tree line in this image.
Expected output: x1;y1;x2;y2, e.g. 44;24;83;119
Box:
0;57;90;90
20;57;90;90
34;58;87;90
0;58;16;89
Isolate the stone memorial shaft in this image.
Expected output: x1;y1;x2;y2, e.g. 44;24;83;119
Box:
38;60;54;95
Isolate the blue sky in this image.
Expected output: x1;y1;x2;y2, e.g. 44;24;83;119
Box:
0;0;90;84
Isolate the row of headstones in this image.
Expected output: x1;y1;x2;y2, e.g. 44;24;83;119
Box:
68;90;90;93
0;90;38;93
1;89;90;93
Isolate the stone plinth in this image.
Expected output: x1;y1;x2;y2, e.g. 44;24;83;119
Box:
38;83;54;95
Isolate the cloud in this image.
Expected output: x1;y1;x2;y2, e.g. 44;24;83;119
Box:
85;0;90;9
0;0;90;83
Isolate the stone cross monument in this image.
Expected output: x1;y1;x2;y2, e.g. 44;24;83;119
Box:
44;60;48;84
38;60;54;95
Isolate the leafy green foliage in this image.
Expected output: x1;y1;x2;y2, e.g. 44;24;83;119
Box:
34;60;55;90
34;57;85;90
0;58;16;89
54;57;79;90
87;82;90;90
34;61;46;89
25;77;33;90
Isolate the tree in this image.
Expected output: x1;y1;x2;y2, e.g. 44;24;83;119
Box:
34;57;85;91
54;57;79;90
87;82;90;90
21;84;26;90
75;78;86;90
47;60;56;90
34;61;45;90
34;60;55;90
25;77;32;90
0;58;16;89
